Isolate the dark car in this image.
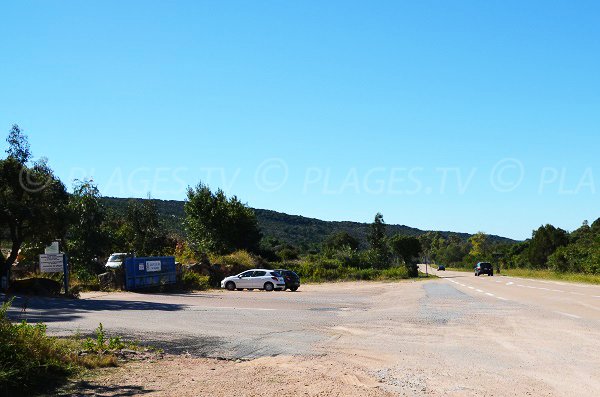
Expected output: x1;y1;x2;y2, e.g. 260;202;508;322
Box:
437;264;446;271
273;269;301;291
475;262;493;276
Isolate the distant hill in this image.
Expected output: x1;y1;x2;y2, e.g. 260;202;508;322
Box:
100;197;516;249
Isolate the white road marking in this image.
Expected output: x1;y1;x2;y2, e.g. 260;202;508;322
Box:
570;292;585;296
476;289;484;293
468;286;475;289
506;282;514;286
497;297;508;301
554;311;581;319
485;293;494;297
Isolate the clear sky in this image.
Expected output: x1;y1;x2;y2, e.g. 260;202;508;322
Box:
1;1;599;240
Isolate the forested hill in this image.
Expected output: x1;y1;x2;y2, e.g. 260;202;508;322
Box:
100;197;516;249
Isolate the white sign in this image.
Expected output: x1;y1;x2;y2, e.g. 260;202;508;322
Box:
45;241;60;254
146;260;162;272
40;254;64;273
138;263;145;271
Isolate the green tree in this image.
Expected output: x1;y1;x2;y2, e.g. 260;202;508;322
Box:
323;231;359;251
124;199;174;256
0;125;69;289
367;213;390;268
389;234;422;277
66;180;110;280
184;183;261;255
528;224;569;269
468;232;490;259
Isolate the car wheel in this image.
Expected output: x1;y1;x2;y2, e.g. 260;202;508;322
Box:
264;282;274;292
490;272;494;276
290;286;298;292
225;281;236;291
236;288;243;291
248;288;254;291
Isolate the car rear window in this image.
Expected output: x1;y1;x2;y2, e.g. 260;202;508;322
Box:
270;272;281;277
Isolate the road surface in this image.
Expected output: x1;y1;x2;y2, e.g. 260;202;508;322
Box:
6;272;600;396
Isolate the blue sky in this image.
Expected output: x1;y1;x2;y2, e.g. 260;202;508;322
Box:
1;1;599;240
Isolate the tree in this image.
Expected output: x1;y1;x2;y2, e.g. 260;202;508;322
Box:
0;125;69;290
124;199;174;256
323;231;359;251
528;224;569;269
66;180;110;280
468;232;490;259
184;183;261;255
6;124;31;164
389;234;422;277
367;213;390;268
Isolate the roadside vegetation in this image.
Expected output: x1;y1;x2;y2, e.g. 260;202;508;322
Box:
0;299;148;396
3;123;598;295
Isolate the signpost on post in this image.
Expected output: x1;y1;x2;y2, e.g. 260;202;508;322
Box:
39;241;69;295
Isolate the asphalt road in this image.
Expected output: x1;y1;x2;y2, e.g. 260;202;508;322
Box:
422;265;600;321
5;273;600;396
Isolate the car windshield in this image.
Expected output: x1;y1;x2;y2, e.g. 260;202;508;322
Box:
108;254;125;262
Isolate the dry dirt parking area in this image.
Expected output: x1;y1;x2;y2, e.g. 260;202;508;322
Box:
12;272;600;396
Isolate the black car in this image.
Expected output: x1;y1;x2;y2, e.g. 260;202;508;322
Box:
475;262;493;276
437;264;446;271
273;269;300;291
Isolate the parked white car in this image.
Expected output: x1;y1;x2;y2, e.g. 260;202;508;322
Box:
221;269;286;291
105;253;128;269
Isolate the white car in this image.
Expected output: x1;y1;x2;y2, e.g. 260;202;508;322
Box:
105;253;128;269
221;269;286;291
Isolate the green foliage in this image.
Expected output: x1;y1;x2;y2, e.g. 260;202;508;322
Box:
289;255;409;282
5;124;31;165
185;183;261;255
82;323;126;352
367;213;391;268
66;179;110;281
389;234;422;277
468;232;491;259
324;231;360;251
0;299;73;394
123;199;175;256
181;271;210;291
0;126;70;286
528;224;569;269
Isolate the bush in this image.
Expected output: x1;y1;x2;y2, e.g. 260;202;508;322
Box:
288;255;411;282
0;300;137;396
181;271;210;291
0;300;76;395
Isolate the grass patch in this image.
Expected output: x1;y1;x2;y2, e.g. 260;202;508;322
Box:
0;300;144;396
500;268;600;284
446;266;600;284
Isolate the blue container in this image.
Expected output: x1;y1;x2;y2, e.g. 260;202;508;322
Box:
124;256;177;291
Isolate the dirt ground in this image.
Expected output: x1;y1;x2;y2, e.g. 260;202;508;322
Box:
29;275;600;396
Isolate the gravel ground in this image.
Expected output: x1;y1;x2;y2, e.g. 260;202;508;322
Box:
11;276;600;396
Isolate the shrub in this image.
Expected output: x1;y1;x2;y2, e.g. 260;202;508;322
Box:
0;301;135;396
181;271;211;291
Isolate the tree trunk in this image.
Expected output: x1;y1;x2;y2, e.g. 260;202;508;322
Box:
1;237;21;292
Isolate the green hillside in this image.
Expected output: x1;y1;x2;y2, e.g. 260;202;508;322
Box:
100;197;516;249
